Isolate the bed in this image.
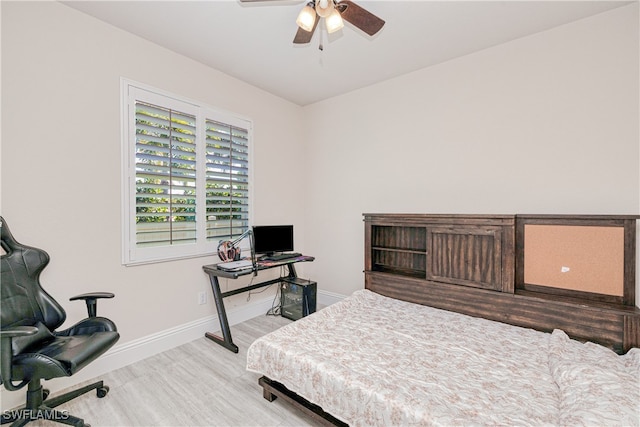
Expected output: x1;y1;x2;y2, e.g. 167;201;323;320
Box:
246;214;640;426
247;289;639;426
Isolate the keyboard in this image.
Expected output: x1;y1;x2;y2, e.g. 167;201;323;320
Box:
262;252;302;261
217;259;254;271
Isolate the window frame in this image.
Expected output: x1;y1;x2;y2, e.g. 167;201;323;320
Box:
121;79;253;266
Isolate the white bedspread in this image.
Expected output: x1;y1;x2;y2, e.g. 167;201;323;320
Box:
247;289;562;426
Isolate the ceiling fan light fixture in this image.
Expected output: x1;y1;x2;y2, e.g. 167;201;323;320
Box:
325;8;344;33
315;0;334;18
296;4;316;32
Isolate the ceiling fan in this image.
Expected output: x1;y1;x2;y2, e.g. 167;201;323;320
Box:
239;0;385;44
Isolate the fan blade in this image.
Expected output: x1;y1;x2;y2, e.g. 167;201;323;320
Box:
336;0;385;36
293;14;319;44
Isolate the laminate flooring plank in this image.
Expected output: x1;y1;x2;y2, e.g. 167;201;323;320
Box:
24;314;322;426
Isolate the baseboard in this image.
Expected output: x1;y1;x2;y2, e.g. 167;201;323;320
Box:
1;289;347;411
317;289;346;307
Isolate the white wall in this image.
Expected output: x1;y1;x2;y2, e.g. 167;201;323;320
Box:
1;0;307;408
301;4;640;297
1;0;638;411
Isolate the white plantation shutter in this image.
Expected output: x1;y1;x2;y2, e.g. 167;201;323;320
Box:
205;120;249;242
135;102;197;247
122;81;251;265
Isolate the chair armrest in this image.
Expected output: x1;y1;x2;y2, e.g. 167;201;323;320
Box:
0;326;39;339
0;326;37;391
70;292;115;318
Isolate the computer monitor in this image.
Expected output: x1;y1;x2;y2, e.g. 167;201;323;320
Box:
252;225;294;255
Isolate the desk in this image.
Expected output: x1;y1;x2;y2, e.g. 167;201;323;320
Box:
202;256;314;353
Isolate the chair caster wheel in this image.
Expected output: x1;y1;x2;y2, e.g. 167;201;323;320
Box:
42;388;50;400
96;386;109;398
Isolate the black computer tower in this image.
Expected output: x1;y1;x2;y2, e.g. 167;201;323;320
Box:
280;277;317;321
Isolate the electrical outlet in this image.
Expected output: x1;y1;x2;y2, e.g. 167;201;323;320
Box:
198;291;207;305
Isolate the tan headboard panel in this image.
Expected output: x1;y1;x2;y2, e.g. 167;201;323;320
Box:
523;224;624;296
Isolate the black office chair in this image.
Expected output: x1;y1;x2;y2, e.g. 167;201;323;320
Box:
0;216;120;426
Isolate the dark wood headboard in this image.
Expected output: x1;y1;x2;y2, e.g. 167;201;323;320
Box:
364;213;640;353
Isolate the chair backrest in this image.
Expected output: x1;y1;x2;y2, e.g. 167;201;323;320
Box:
0;216;66;332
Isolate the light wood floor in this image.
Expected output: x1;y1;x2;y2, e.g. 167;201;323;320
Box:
28;314;323;426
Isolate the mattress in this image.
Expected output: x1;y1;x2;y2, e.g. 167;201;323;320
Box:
247;289;640;426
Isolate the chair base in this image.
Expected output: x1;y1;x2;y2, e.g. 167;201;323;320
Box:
1;379;109;427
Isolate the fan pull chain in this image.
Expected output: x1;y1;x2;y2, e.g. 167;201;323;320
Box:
318;27;325;66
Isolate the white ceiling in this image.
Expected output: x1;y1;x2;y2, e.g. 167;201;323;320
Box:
62;0;632;106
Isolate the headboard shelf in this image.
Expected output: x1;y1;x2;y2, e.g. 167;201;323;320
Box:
371;264;425;279
365;213;515;293
371;246;426;254
364;213;640;353
515;288;640;313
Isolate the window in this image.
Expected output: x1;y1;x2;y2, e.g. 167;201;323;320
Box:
122;80;251;265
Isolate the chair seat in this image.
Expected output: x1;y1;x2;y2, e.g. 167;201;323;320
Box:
13;331;119;381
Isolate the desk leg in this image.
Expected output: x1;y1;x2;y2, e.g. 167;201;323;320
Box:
205;275;239;353
287;263;297;278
